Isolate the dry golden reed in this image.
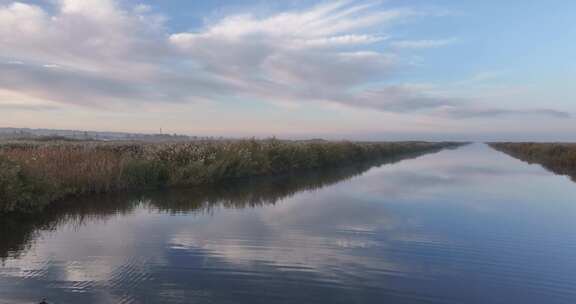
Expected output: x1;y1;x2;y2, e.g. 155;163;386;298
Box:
0;139;459;212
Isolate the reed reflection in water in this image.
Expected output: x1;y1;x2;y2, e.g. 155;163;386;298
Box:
3;144;576;304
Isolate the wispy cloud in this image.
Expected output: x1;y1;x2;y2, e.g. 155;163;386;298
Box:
0;103;59;111
441;107;572;119
390;38;456;49
0;0;569;121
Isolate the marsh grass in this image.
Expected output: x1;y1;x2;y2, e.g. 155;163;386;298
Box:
490;142;576;180
0;150;447;261
0;139;459;213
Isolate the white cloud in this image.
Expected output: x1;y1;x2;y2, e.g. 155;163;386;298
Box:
0;1;569;119
440;107;571;119
0;0;167;74
391;38;456;49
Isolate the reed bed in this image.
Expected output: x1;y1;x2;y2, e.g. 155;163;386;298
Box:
490;142;576;180
1;156;422;261
0;139;459;213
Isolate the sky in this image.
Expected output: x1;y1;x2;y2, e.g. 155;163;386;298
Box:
0;0;575;141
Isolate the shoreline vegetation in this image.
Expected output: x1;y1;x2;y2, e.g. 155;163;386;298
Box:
0;152;445;261
490;143;576;181
0;139;462;213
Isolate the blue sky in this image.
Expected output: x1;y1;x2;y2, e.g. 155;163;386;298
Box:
133;0;576;88
0;0;574;140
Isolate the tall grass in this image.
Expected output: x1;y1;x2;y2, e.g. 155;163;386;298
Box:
490;142;576;180
0;139;460;213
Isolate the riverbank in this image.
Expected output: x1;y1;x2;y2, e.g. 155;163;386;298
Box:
1;150;445;261
490;142;576;180
0;139;462;213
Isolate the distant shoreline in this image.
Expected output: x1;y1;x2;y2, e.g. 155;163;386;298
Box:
489;143;576;181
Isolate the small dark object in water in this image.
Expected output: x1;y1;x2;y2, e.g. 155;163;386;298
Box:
39;299;48;304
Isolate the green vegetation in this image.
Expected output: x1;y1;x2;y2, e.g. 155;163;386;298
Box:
490;142;576;180
0;139;461;213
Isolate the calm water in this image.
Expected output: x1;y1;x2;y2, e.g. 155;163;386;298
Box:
2;143;576;304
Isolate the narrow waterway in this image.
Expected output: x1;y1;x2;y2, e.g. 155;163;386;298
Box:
2;143;576;304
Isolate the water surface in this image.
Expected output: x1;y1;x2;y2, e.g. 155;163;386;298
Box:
2;143;576;304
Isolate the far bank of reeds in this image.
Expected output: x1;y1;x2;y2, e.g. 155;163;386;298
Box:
490;142;576;180
0;139;461;213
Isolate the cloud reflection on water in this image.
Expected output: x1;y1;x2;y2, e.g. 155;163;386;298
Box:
3;144;576;303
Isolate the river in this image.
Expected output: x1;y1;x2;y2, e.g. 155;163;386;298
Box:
1;143;576;304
